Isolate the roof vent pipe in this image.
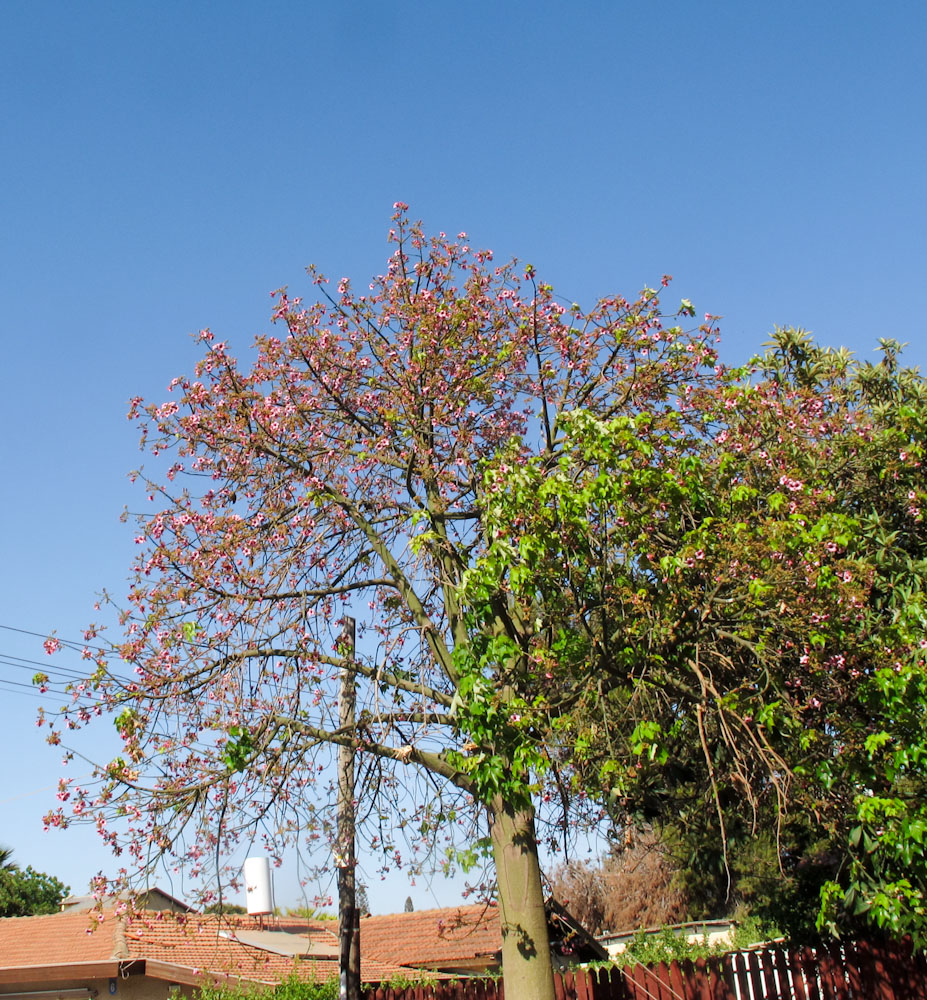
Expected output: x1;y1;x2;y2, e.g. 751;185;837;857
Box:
243;857;274;915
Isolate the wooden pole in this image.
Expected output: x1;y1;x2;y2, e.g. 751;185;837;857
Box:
337;616;360;1000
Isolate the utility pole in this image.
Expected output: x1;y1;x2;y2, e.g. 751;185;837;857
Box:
337;616;360;1000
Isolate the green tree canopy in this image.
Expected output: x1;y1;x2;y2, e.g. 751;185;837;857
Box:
0;847;69;916
469;328;927;943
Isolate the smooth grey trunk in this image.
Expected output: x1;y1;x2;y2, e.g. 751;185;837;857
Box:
489;796;556;1000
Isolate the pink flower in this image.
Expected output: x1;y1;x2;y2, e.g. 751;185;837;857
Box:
44;637;61;656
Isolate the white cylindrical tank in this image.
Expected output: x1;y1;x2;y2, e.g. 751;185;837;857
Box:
243;857;274;915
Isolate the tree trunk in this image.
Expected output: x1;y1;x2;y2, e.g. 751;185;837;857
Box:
488;795;556;1000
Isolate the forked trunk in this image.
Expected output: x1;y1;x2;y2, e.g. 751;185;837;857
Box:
488;795;556;1000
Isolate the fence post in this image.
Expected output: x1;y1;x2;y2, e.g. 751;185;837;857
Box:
712;954;740;1000
820;942;851;1000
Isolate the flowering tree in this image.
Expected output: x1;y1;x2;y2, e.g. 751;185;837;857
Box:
41;208;723;998
473;327;927;942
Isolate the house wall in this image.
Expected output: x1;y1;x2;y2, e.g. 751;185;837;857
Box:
0;974;195;1000
601;922;737;958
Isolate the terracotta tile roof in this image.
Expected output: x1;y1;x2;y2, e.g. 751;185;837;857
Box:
0;911;408;987
0;911;117;968
0;902;599;985
125;913;410;985
359;904;501;970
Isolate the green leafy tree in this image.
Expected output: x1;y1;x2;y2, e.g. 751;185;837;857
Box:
203;902;248;915
281;905;337;920
0;849;69;916
471;327;927;943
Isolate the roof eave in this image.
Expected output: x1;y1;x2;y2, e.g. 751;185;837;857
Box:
0;961;145;986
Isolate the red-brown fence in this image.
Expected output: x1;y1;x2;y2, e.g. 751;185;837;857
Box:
363;939;927;1000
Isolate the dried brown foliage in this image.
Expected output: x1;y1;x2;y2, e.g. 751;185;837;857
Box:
547;830;688;935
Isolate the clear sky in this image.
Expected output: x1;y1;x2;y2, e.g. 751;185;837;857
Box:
1;0;925;914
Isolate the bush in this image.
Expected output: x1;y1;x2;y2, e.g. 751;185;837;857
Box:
190;972;338;1000
616;914;778;968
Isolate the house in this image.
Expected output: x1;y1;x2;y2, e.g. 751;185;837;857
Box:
0;896;605;997
360;904;502;976
60;889;195;915
357;899;606;976
598;918;738;958
0;910;402;999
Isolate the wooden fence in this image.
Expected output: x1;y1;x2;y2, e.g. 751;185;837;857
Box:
363;939;927;1000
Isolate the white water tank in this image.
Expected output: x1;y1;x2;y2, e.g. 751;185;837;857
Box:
243;857;274;915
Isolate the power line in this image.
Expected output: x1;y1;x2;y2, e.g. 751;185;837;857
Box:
0;645;131;702
0;675;59;691
0;620;134;686
0;653;92;683
0;646;83;669
0;774;96;805
0;681;62;702
0;622;108;654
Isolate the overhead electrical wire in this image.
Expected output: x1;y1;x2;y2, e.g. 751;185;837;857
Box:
0;651;93;682
0;624;134;684
0;622;108;654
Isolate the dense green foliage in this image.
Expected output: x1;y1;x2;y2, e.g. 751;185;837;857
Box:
0;859;69;916
615;915;772;968
469;329;927;944
191;973;338;1000
188;970;443;1000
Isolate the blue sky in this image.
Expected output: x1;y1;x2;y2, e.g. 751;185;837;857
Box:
1;0;925;914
